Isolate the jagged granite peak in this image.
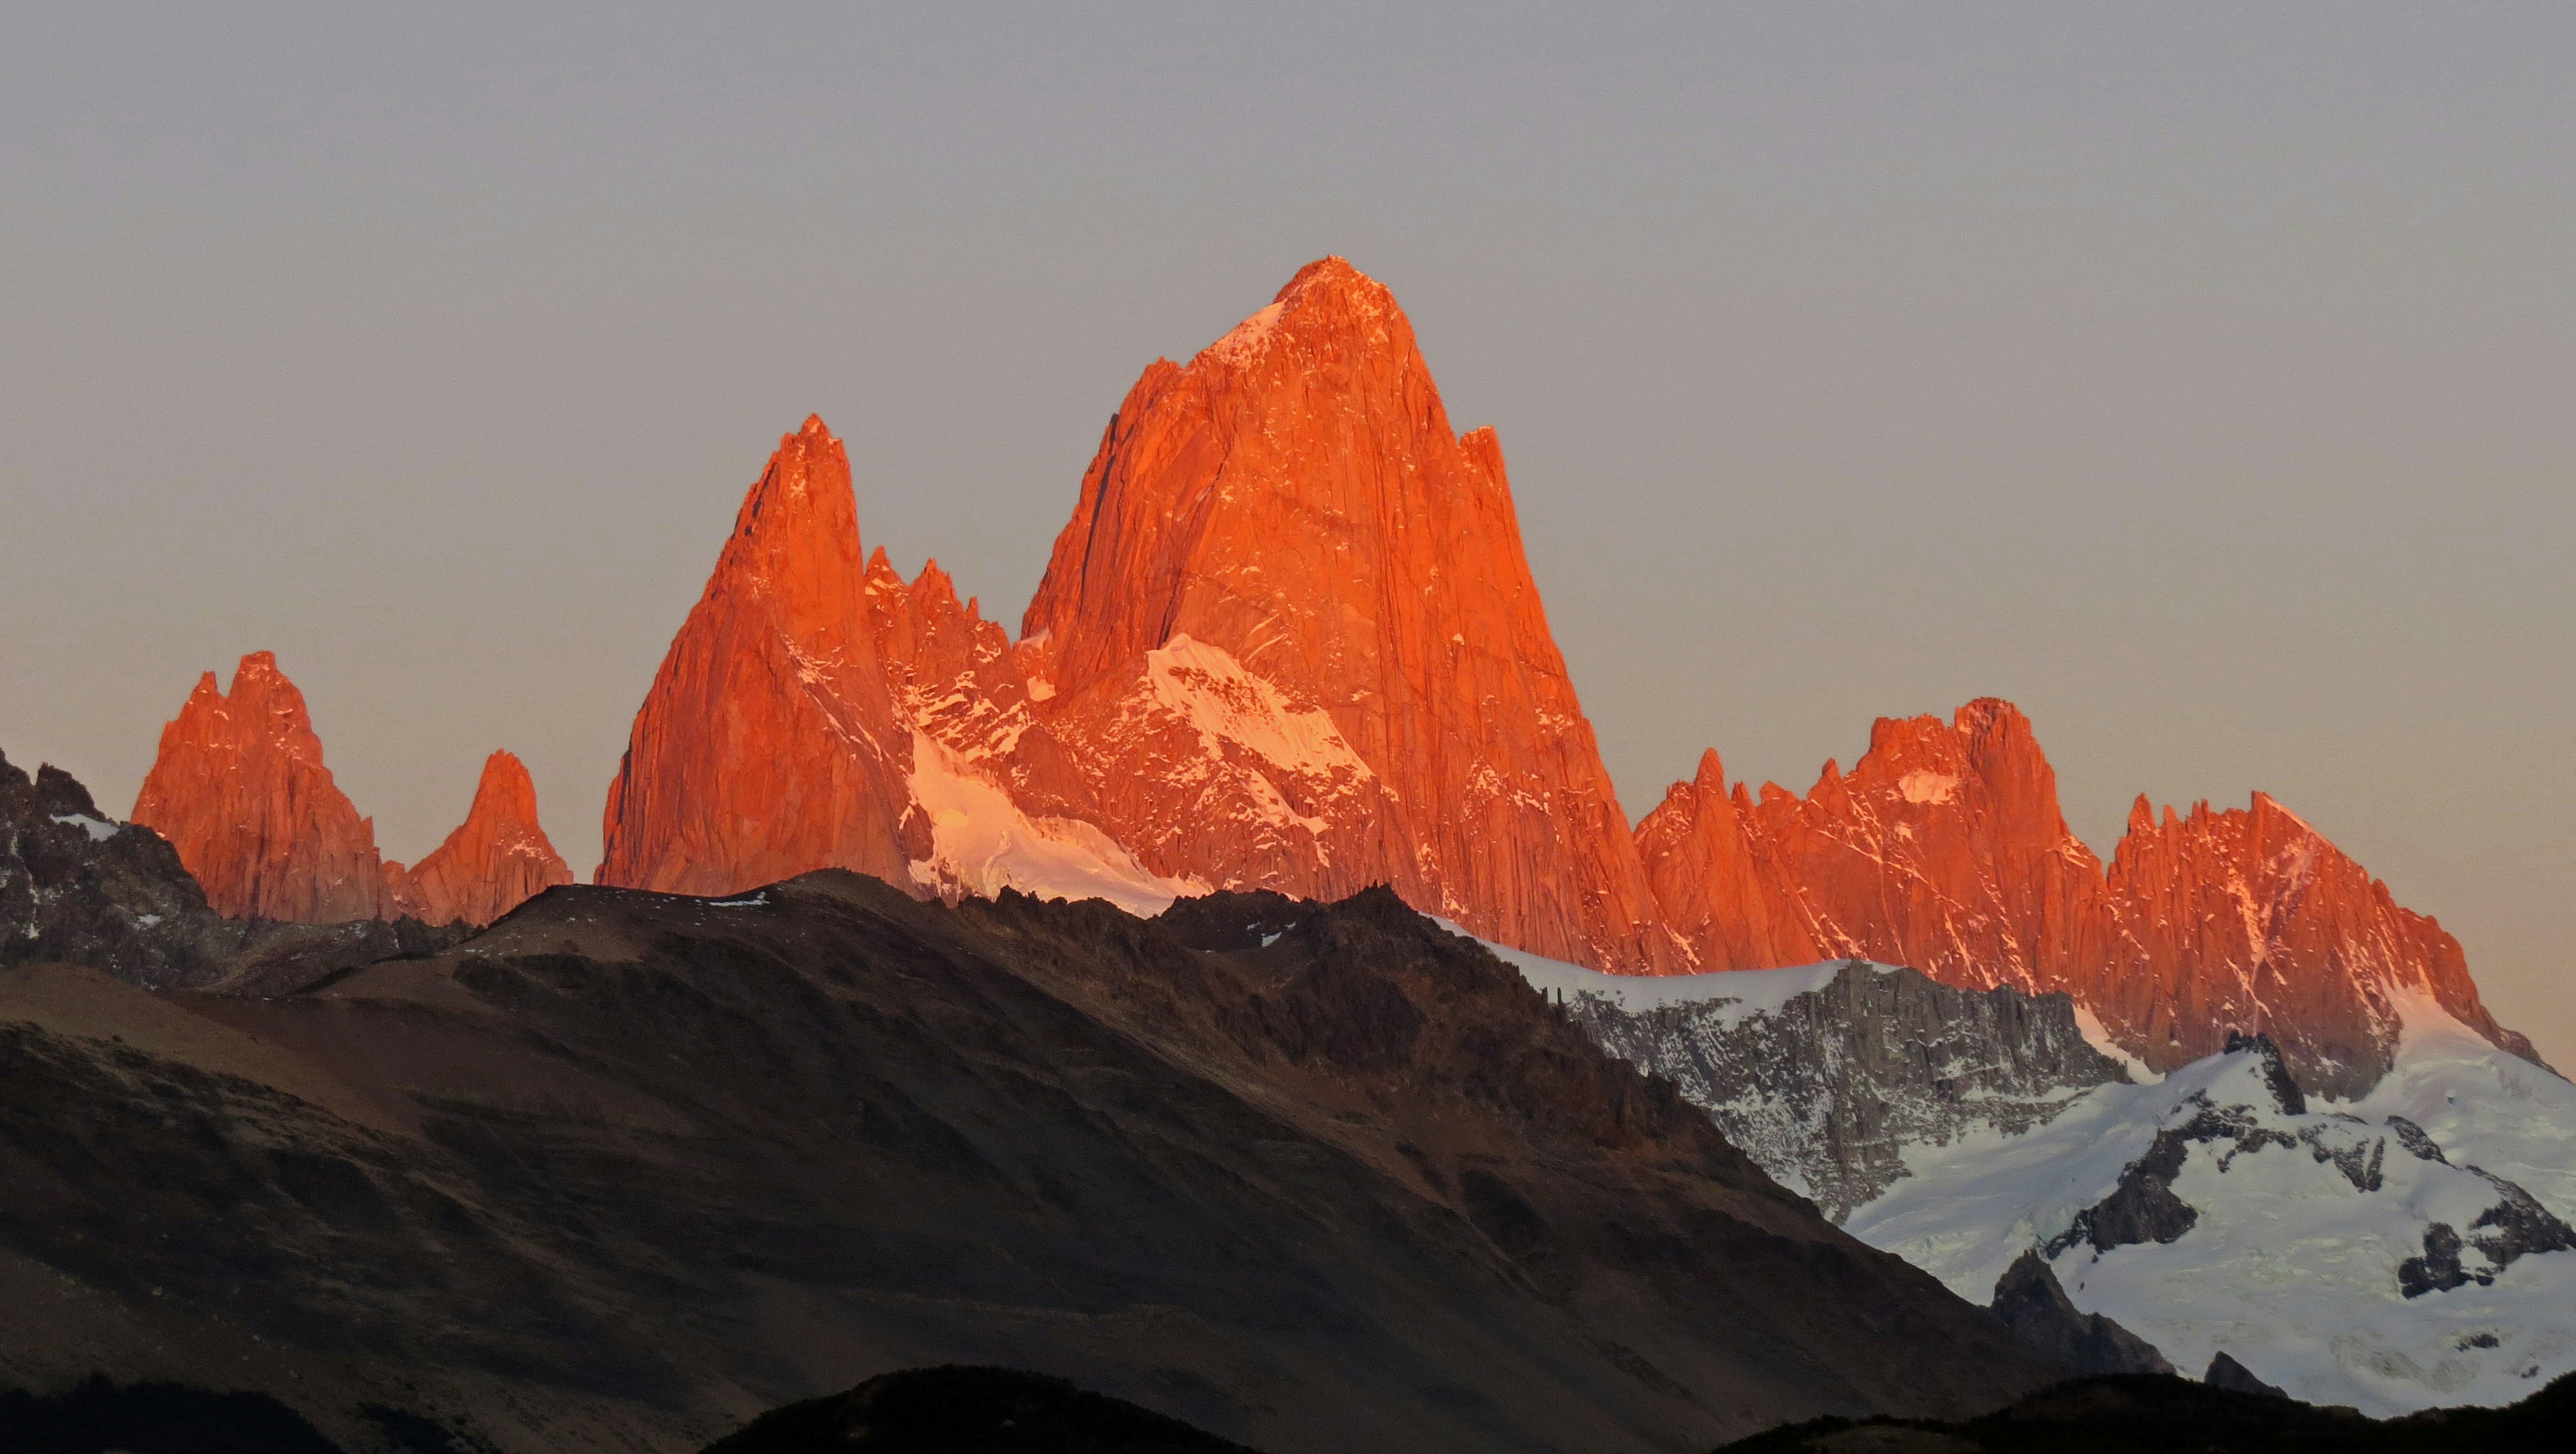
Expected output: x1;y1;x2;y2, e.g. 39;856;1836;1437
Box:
380;750;572;927
598;415;915;895
1644;698;2109;991
129;652;389;923
861;547;1100;828
2100;790;2534;1099
1638;698;2536;1096
1635;748;1821;972
1990;1250;2176;1377
1018;256;1676;971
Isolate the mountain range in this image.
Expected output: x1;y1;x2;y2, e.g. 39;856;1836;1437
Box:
1505;936;2576;1414
115;256;2536;1101
2;747;2068;1451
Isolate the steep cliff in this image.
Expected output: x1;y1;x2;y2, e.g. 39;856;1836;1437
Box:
1638;700;2108;991
2099;792;2535;1097
1019;256;1674;970
1635;749;1821;972
1637;700;2534;1093
129;652;388;923
598;415;915;895
380;750;572;927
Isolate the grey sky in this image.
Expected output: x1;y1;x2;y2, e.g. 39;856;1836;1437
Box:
4;3;2569;1064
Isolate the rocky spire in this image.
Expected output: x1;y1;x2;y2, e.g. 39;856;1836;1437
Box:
129;652;389;922
597;415;914;894
1017;256;1677;970
381;750;574;927
1638;700;2107;989
1634;749;1819;971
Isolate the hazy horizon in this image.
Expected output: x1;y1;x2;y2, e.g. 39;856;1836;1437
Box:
5;4;2569;1066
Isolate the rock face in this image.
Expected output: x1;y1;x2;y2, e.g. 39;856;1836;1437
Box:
1837;1029;2576;1414
598;416;916;896
5;749;468;990
1635;699;2534;1094
1989;1250;2175;1378
1544;957;2127;1220
2099;792;2532;1098
380;751;572;927
1639;700;2108;990
2204;1351;2288;1399
1018;257;1673;971
861;550;1099;827
1635;749;1822;972
1532;942;2576;1414
3;747;229;984
130;652;389;923
129;652;568;935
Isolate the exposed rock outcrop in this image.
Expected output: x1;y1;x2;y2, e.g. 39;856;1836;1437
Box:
2100;792;2533;1097
598;415;916;895
380;750;572;927
1633;749;1819;972
2203;1351;2288;1399
1990;1250;2174;1377
1019;257;1676;971
128;653;566;934
6;749;466;990
861;550;1100;828
4;747;229;984
1544;955;2576;1414
1554;959;2127;1220
1638;699;2536;1095
1643;701;2108;990
129;652;389;923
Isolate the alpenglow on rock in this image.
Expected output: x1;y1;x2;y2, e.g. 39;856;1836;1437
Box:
380;751;573;927
1635;698;2535;1095
131;652;390;923
130;653;571;929
1017;256;1676;971
598;415;917;896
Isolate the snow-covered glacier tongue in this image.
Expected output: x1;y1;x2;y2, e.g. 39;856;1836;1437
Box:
1480;927;2576;1416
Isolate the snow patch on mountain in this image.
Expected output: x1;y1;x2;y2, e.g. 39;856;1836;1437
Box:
904;732;1205;916
2349;990;2576;1223
1144;634;1375;784
2076;1003;2163;1084
1481;915;2576;1414
1844;1035;2576;1416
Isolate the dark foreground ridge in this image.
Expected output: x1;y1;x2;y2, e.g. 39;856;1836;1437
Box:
700;1365;1260;1453
0;863;2061;1453
0;1376;345;1454
1712;1365;2576;1453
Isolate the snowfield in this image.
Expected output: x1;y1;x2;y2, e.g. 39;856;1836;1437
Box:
1474;927;2576;1416
903;731;1205;915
